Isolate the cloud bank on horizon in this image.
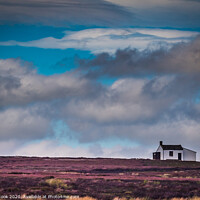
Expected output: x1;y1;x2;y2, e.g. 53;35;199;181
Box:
0;0;200;159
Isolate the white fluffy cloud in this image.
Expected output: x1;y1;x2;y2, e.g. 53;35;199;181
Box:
0;58;99;107
62;77;176;124
0;28;198;53
0;58;99;143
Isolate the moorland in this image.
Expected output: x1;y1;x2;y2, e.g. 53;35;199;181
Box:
0;157;200;200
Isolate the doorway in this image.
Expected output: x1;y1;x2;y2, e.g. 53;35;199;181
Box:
178;153;182;161
153;152;161;160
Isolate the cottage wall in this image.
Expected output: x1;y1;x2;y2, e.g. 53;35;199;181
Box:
183;148;196;161
163;150;183;160
156;145;163;160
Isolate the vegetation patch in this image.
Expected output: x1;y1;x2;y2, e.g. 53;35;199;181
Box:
45;178;68;189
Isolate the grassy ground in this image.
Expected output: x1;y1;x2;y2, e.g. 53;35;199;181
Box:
0;157;200;199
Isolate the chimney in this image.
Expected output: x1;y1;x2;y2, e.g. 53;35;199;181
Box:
160;141;163;146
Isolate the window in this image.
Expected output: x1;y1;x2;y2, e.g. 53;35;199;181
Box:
169;151;173;156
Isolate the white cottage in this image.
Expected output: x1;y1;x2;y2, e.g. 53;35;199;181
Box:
153;141;196;161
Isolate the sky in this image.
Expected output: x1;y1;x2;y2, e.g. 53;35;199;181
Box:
0;0;200;159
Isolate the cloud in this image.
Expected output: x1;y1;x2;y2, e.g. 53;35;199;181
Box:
0;28;198;53
1;36;200;158
0;57;101;144
0;106;52;141
14;139;93;157
183;0;200;2
106;0;200;28
0;140;23;156
13;138;152;158
0;0;199;29
62;77;175;125
80;36;200;77
12;114;200;158
0;0;133;27
61;108;200;156
57;76;200;146
0;58;100;108
54;35;200;149
2;118;200;159
1;0;200;159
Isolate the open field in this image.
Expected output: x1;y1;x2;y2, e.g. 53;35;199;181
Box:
0;157;200;200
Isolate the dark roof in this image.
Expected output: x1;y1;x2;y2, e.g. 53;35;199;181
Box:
161;145;183;150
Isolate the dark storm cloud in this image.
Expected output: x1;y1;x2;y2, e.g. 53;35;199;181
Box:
80;36;200;78
0;0;134;27
0;0;199;32
107;0;200;29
